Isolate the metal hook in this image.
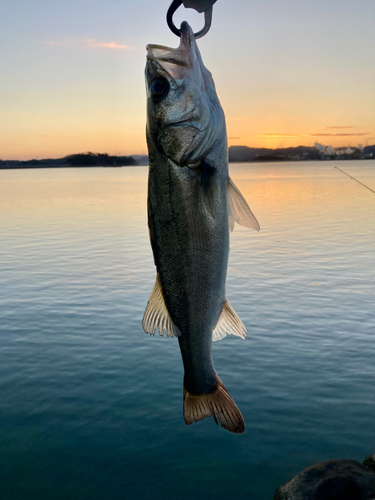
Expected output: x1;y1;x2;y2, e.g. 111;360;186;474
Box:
166;0;214;39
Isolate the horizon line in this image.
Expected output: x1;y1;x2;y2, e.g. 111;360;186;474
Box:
2;143;374;163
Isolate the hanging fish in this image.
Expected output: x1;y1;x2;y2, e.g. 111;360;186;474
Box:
143;22;259;434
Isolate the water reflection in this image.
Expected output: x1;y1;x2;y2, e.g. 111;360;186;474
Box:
0;161;374;500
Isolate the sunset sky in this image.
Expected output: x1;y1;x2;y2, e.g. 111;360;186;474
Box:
1;0;374;160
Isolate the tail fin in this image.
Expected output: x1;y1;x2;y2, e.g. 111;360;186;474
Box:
183;375;245;434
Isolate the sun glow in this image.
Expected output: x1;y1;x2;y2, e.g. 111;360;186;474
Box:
1;0;374;160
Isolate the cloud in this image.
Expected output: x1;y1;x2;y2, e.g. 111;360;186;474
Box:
257;134;303;137
228;137;242;140
310;133;369;137
83;39;133;51
326;126;354;129
43;39;134;51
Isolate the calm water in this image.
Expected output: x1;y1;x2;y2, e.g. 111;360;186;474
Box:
0;161;374;499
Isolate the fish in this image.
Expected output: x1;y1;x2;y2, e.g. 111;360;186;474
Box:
143;21;260;434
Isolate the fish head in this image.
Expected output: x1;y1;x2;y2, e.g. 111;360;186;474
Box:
145;21;225;166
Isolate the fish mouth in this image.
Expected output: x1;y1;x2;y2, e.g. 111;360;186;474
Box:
146;24;194;80
146;21;192;56
146;44;189;80
147;44;177;51
146;44;187;62
146;23;193;65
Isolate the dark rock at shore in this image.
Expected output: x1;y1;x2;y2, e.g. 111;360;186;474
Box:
274;459;375;500
363;454;375;474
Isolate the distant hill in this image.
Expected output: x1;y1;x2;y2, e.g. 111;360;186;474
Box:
131;155;149;166
67;153;136;167
229;145;320;162
0;153;139;169
364;145;375;156
0;157;69;168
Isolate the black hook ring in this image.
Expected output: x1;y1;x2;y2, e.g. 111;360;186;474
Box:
167;0;213;39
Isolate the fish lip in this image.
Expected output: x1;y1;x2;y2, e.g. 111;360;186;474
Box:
146;45;189;69
146;43;182;53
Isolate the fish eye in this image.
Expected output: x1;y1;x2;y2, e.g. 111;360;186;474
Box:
150;78;169;100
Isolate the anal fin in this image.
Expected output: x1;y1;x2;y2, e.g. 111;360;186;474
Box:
142;273;180;337
212;299;246;341
227;177;260;232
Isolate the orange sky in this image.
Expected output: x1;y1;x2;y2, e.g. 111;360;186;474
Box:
0;0;374;160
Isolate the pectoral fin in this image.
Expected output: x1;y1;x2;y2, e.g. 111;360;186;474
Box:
142;274;180;337
227;177;260;232
201;160;219;218
212;299;247;341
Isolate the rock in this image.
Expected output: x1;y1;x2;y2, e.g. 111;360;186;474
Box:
274;459;375;500
364;454;375;474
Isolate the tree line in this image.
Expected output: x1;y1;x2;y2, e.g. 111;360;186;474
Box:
67;153;136;166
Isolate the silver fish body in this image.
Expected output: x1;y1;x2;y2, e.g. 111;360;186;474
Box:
148;125;228;395
143;22;259;433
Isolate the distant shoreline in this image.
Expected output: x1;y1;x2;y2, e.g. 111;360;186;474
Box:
0;164;147;170
1;158;374;171
1;144;374;168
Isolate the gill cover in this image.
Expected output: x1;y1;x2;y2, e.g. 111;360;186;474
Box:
146;21;225;165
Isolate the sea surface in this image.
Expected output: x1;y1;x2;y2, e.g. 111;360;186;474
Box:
0;160;374;499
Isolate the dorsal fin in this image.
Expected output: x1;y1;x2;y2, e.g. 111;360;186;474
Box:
227;177;260;232
142;274;180;337
212;299;247;341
